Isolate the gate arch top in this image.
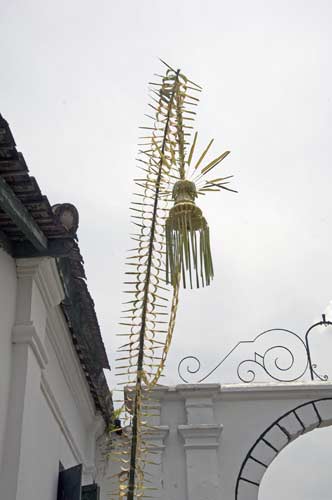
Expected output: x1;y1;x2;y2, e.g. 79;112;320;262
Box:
236;398;332;500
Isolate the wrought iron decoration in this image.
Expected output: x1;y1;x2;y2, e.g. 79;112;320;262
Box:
111;60;236;500
178;315;332;384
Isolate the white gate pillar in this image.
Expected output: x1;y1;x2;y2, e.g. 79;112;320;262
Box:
178;387;223;500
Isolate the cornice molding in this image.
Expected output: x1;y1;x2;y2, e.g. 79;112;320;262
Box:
216;381;332;400
147;382;332;402
178;384;221;400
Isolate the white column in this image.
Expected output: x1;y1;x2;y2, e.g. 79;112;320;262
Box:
0;258;64;500
178;387;222;500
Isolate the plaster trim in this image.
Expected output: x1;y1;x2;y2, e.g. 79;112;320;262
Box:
41;373;84;463
178;424;223;450
46;307;96;425
16;257;64;309
216;381;332;400
12;322;48;369
146;382;332;402
41;373;94;472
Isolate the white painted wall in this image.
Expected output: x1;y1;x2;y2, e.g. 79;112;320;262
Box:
3;253;331;500
0;256;105;500
101;382;332;500
0;248;17;470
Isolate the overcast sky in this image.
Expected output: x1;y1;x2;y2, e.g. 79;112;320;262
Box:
1;1;332;498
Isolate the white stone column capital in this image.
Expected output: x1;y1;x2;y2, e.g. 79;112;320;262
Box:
178;424;222;450
16;257;64;310
12;322;48;369
13;258;63;370
16;257;45;278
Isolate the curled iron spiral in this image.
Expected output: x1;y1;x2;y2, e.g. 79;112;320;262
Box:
178;317;332;384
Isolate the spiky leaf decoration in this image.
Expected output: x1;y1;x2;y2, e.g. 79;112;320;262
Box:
111;61;235;500
165;130;237;288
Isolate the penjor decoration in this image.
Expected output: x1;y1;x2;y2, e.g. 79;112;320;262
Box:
111;60;236;500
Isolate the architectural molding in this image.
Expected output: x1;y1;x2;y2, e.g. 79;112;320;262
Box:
120;383;332;500
216;381;332;399
148;382;332;401
41;373;102;476
178;384;221;398
16;257;64;311
40;374;86;466
46;306;96;425
12;322;48;369
0;114;112;500
0;175;48;252
12;257;57;370
178;424;222;450
236;398;332;500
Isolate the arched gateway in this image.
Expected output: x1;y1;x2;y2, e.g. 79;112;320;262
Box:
102;382;332;500
235;397;332;500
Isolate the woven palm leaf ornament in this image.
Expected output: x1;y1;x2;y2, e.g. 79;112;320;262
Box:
165;136;236;288
112;60;236;500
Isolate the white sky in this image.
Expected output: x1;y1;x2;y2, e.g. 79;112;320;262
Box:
1;1;332;498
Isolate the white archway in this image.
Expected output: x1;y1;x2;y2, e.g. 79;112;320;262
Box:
235;398;332;500
258;424;332;499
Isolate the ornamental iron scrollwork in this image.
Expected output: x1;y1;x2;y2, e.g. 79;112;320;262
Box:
178;315;332;384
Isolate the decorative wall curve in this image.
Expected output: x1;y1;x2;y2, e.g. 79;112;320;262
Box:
235;398;332;500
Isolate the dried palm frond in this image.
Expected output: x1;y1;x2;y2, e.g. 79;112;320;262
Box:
111;61;201;500
111;60;235;500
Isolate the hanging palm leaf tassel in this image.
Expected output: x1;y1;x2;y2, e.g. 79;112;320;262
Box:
166;179;213;289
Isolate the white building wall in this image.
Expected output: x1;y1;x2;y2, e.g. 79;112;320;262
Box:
0;256;105;500
0;248;17;470
101;382;332;500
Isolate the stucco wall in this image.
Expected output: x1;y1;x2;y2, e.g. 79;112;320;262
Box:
101;382;332;500
0;257;104;500
0;249;17;470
